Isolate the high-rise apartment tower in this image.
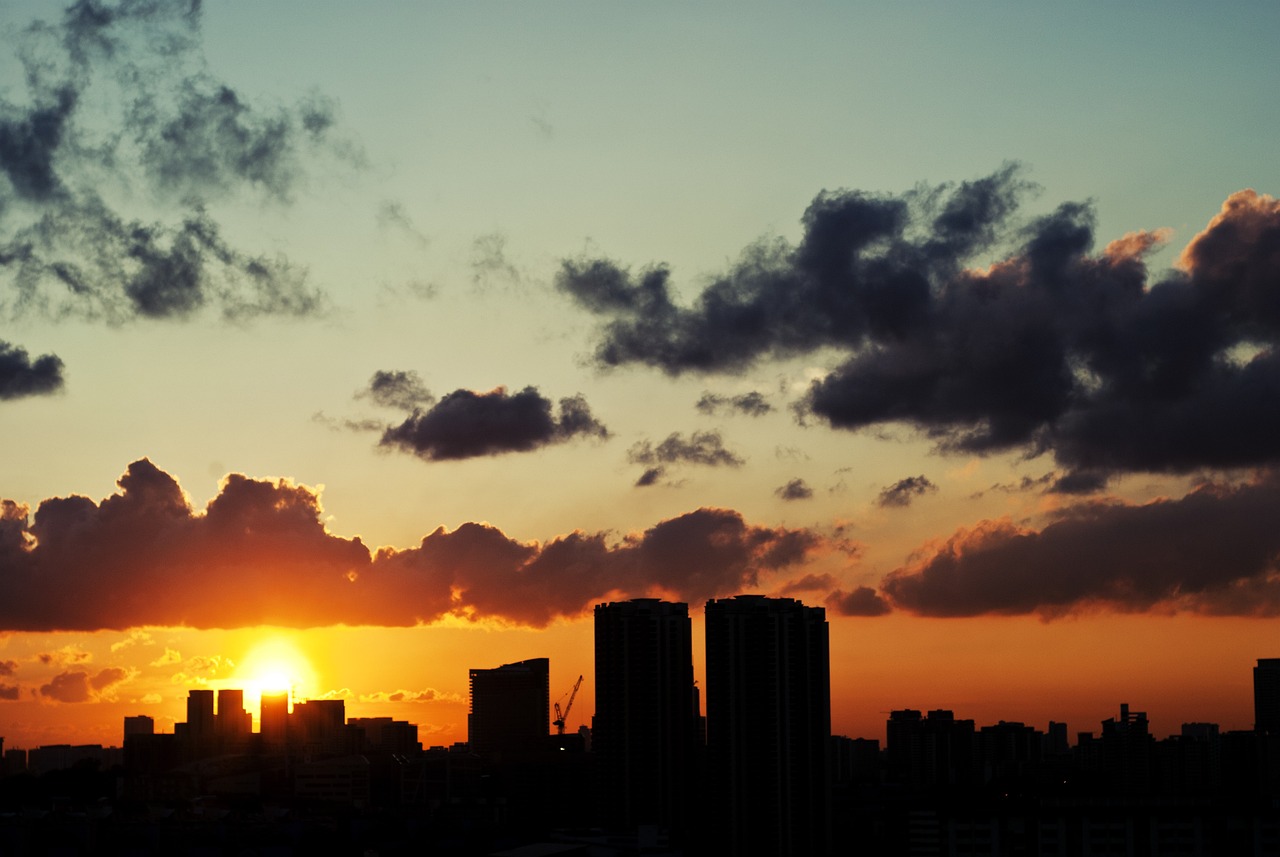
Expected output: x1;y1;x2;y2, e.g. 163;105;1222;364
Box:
705;595;830;857
593;599;698;838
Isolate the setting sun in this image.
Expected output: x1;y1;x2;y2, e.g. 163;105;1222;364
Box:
228;636;319;722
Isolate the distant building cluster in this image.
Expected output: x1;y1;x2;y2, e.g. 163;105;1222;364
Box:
3;615;1280;855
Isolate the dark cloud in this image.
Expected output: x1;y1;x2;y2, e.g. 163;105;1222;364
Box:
0;659;16;676
38;667;128;703
0;684;18;701
877;475;938;508
826;587;892;617
380;386;609;461
628;430;744;469
778;573;837;595
696;390;773;417
880;471;1280;618
359;369;434;411
775;478;813;501
0;340;63;399
1048;470;1108;495
972;472;1056;499
0;0;346;332
558;167;1280;484
0;460;822;630
635;466;664;488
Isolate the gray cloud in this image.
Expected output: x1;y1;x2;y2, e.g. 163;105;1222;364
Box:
360;369;434;411
877;475;938;508
696;390;773;417
380;386;609;461
775;478;813;501
0;340;63;399
557;167;1280;486
628;430;744;469
0;0;347;359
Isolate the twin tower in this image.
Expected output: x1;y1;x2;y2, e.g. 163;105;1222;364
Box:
594;595;830;855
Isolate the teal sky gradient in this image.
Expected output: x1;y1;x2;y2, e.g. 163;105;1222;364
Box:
1;1;1278;747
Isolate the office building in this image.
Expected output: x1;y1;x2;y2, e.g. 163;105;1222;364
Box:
1255;658;1280;734
261;691;290;746
217;689;251;739
293;698;347;755
468;657;549;758
186;689;215;742
123;715;154;739
705;595;830;857
594;599;698;837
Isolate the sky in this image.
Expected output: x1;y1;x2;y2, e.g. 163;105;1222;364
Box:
2;0;1279;750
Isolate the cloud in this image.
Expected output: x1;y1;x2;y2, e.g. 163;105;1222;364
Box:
39;667;131;703
0;660;17;676
880;470;1280;617
0;684;18;701
359;688;463;704
359;369;435;410
380;386;609;461
38;645;91;666
0;0;347;339
777;573;837;595
0;341;64;400
971;472;1055;499
826;587;892;617
470;232;520;290
635;467;665;488
559;168;1280;484
109;629;154;652
0;459;824;630
696;391;773;417
149;648;182;667
775;478;813;501
877;475;938;508
375;200;429;249
628;430;744;469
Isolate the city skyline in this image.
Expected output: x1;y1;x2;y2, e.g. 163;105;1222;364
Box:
3;1;1280;753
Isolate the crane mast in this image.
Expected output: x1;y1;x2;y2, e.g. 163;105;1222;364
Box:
553;674;584;735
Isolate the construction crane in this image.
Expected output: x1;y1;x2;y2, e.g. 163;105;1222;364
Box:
553;675;583;735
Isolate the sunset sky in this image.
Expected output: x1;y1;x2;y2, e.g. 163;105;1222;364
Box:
2;1;1279;750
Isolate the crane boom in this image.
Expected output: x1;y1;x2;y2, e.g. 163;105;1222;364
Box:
552;674;584;735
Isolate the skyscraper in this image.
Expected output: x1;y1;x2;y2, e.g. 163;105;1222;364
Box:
1255;658;1280;734
186;689;215;742
217;689;251;739
468;657;549;758
261;691;290;746
593;599;698;838
705;595;830;857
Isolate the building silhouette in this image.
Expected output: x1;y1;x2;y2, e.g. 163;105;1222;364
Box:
705;595;831;857
184;689;215;743
593;598;698;839
467;657;549;759
260;691;289;746
216;689;251;739
1254;658;1280;734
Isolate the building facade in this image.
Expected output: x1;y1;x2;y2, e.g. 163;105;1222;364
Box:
467;657;549;758
705;595;831;857
593;598;698;838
